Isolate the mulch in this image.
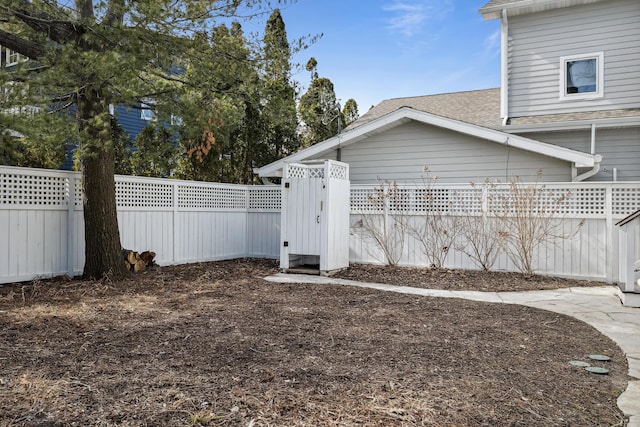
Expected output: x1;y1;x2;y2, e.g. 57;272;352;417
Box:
0;259;629;426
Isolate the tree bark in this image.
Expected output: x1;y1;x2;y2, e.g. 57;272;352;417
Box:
78;87;128;280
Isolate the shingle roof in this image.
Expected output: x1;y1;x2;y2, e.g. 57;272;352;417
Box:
509;109;640;125
348;88;640;131
349;88;502;130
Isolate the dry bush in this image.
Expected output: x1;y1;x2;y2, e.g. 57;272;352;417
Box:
407;175;461;268
494;173;583;275
354;181;408;266
457;180;505;271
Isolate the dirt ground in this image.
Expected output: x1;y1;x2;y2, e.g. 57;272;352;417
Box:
0;259;629;426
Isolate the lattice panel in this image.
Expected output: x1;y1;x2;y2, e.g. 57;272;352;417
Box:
116;181;173;208
566;187;606;216
612;188;640;216
351;188;378;213
308;167;324;178
286;165;308;179
73;176;83;206
449;188;484;215
178;185;247;209
0;172;68;206
329;163;348;180
248;188;281;211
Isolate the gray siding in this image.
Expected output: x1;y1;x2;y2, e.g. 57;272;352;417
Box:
519;126;640;181
312;121;572;184
508;0;640;117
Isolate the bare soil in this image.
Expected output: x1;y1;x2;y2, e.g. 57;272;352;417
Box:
0;259;628;426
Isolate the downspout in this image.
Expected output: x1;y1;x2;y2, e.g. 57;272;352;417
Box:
501;9;509;126
573;124;600;182
573;154;602;182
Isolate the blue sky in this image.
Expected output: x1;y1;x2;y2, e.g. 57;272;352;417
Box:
250;0;501;113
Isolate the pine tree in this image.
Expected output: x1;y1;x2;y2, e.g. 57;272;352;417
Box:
261;9;300;163
299;58;342;146
0;0;279;280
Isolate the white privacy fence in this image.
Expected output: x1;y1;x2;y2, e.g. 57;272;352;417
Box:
0;166;281;284
1;165;639;284
349;182;640;282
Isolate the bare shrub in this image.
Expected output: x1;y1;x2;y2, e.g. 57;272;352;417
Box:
494;173;583;275
457;180;504;271
406;175;461;268
353;181;408;266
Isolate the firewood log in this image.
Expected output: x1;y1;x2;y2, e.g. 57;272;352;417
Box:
140;251;156;267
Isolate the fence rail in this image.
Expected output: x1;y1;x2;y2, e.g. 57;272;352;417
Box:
1;165;639;284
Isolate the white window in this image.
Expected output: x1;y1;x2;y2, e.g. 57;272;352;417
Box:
560;52;604;100
170;114;183;126
140;102;155;121
6;49;21;67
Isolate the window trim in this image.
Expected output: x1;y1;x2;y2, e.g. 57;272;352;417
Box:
140;102;155;121
5;49;22;67
559;52;604;101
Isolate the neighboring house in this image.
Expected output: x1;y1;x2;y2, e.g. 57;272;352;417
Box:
0;45;158;169
256;0;640;184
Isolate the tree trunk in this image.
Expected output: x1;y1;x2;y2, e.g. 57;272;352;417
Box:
78;87;128;280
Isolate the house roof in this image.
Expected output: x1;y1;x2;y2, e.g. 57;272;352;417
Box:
479;0;605;20
348;88;640;131
256;105;597;178
348;88;502;131
509;109;640;126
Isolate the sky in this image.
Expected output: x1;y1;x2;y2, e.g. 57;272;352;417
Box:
246;0;502;113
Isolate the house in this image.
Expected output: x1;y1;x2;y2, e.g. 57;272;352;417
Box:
0;45;158;169
255;0;640;184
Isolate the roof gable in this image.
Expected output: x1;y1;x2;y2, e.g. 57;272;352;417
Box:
348;89;501;131
256;106;596;178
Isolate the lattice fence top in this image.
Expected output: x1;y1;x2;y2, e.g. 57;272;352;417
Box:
177;184;247;209
0;170;68;207
329;163;348;180
1;166;639;217
612;187;640;216
349;183;637;217
116;180;173;208
248;187;281;211
284;161;349;180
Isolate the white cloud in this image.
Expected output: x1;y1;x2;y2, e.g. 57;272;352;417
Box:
483;29;501;55
383;0;453;37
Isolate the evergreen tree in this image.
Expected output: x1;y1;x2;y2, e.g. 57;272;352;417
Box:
0;0;279;280
299;58;342;146
261;9;300;162
342;98;359;128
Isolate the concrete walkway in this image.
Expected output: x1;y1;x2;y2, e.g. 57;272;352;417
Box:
265;273;640;427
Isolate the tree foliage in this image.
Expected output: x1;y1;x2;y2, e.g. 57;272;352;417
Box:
298;57;342;146
342;98;359;128
0;0;287;279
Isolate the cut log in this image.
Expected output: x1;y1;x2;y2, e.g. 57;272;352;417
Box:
140;251;156;267
133;260;146;272
122;248;156;272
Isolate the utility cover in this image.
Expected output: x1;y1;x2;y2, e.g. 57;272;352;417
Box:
569;361;590;367
585;367;609;374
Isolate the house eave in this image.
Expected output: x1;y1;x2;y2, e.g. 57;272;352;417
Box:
502;116;640;133
256;107;596;178
479;0;605;20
